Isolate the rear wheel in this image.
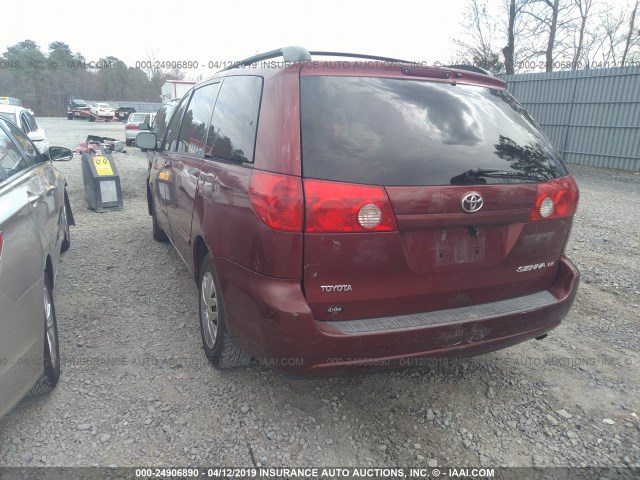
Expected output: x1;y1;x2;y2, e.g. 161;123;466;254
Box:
199;254;251;368
88;116;95;122
29;274;60;395
66;113;73;120
125;139;133;147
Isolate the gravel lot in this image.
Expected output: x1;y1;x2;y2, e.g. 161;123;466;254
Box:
0;118;638;471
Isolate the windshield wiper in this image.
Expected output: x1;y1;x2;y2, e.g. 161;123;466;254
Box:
450;168;543;185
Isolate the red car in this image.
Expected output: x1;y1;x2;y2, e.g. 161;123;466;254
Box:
136;47;579;375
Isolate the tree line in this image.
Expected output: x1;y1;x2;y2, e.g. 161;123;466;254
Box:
455;0;639;74
0;40;182;116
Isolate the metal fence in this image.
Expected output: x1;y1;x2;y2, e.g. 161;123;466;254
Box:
502;67;640;172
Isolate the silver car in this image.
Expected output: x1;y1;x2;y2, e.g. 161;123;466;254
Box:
0;105;50;155
0;117;74;418
125;112;155;146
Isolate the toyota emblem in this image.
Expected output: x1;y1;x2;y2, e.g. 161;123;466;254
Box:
461;192;484;213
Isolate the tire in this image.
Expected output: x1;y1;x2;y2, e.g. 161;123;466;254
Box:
126;139;133;147
198;254;251;368
29;274;61;395
61;200;71;252
88;115;95;122
151;202;168;242
67;113;73;120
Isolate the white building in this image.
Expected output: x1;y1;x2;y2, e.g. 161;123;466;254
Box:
160;80;196;103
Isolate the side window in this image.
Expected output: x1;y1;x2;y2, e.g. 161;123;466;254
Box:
205;76;263;163
4;120;40;165
176;82;221;157
23;112;38;132
0;124;31;180
162;93;191;152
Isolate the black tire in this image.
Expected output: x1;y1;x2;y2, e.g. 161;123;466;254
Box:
88;115;95;122
126;139;133;147
67;113;73;120
61;200;71;252
198;254;251;368
29;274;61;395
151;202;168;242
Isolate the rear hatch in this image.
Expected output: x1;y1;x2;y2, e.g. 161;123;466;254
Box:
299;71;578;321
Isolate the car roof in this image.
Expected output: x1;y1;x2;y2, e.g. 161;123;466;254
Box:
0;104;27;115
201;46;506;90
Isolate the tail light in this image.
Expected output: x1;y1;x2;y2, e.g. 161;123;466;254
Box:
304;179;397;232
530;176;579;221
249;171;303;232
125;124;140;130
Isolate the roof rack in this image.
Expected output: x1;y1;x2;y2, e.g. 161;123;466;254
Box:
309;51;413;64
221;46;312;71
445;64;493;76
220;47;416;72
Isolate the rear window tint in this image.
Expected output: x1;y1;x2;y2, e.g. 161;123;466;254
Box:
300;76;567;186
128;113;149;123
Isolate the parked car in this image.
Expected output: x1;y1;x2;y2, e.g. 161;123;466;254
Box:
137;47;580;376
0;105;50;154
90;102;115;119
125;112;155;146
0;117;74;418
145;100;180;169
115;106;136;122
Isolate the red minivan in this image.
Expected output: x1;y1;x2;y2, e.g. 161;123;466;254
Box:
137;47;580;375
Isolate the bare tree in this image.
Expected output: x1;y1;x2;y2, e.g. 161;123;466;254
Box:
454;0;505;74
621;0;639;64
572;0;595;68
504;0;517;74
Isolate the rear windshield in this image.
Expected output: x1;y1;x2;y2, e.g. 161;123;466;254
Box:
300;76;567;186
129;113;149;123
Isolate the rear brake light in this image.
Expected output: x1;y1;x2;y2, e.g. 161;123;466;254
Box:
125;124;140;130
249;171;303;232
530;176;579;221
304;179;397;232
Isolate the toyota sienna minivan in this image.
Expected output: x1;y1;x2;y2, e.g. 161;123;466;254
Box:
136;47;580;375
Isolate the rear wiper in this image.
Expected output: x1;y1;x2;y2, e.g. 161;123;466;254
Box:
450;168;543;185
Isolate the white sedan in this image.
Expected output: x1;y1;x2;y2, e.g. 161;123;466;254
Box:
0;105;50;154
90;102;115;118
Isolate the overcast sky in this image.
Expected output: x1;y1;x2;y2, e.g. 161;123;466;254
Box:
3;0;635;79
4;0;468;76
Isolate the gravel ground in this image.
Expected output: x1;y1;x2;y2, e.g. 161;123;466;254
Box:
0;118;638;471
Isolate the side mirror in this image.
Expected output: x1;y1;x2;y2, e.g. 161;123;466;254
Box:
49;147;73;162
136;131;157;150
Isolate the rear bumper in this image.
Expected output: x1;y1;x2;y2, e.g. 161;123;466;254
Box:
216;256;579;376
